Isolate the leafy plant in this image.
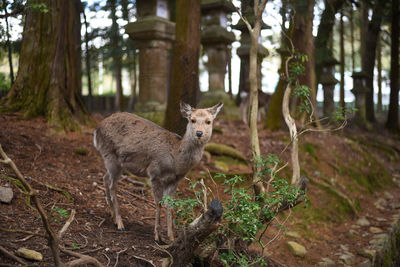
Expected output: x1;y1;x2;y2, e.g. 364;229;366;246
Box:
160;194;201;225
52;207;68;223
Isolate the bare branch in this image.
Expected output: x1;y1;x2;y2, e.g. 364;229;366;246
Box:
58;209;76;239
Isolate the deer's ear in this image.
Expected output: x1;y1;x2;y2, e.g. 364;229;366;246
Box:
180;101;193;119
208;102;223;119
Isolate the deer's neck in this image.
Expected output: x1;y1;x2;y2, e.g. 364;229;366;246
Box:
176;135;205;174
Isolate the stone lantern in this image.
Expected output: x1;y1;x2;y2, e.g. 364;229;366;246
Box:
320;57;339;117
201;0;236;93
232;0;269;104
125;0;175;112
351;71;368;126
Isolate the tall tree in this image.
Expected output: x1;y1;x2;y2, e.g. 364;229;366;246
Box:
82;3;93;112
164;0;201;136
1;0;89;131
109;0;124;111
386;0;399;130
361;0;388;122
376;33;382;113
339;10;345;110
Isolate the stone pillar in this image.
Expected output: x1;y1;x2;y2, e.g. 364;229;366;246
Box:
125;0;175;112
351;71;368;126
233;2;269;104
201;0;235;93
320;58;339;117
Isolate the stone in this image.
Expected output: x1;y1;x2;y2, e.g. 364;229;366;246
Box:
0;186;13;204
383;191;393;200
318;257;335;266
375;217;387;222
357;248;376;260
374;198;387;209
347;229;357;238
16;248;43;261
339;253;355;265
356;217;370;227
286;241;307;257
285;231;301;239
369;226;383;234
340;244;349;251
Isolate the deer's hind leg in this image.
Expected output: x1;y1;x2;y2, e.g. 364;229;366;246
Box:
103;172;114;220
104;155;124;230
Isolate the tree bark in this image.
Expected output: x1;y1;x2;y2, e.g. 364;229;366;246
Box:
349;6;355;71
82;6;93;112
339;11;345;111
1;0;89;131
166;199;223;267
109;0;123;111
377;33;382;113
361;0;387;123
385;0;399;130
164;0;200;136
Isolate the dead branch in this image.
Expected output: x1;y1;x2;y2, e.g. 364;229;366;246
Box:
130;254;156;267
60;247;105;267
0;245;27;266
0;227;46;238
58;209;76;239
113;248;128;267
29;177;73;202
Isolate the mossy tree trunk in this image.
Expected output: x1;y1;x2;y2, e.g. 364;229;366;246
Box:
164;0;200;136
1;0;89;131
339;11;345;111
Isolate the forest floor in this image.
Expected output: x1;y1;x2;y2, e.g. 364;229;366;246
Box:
0;112;400;266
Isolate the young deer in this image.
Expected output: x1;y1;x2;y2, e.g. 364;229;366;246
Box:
93;102;223;241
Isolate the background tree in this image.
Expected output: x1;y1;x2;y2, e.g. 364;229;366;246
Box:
385;0;399;131
164;0;201;136
1;0;89;131
2;0;14;85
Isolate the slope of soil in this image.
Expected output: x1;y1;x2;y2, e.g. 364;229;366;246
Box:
0;113;399;266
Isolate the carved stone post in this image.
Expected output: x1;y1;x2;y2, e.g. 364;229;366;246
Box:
125;0;175;112
351;71;368;126
320;58;339;117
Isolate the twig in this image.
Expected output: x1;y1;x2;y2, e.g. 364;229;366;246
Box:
200;178;208;212
29;176;73;202
130;254;156;267
13;234;35;243
0;227;46;237
58;209;76;239
113;248;128;267
0;245;27;266
79;233;89;248
102;252;111;266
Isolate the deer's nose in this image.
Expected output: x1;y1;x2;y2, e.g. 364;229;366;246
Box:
196;131;203;137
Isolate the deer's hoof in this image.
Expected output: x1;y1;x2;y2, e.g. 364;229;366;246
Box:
116;218;125;231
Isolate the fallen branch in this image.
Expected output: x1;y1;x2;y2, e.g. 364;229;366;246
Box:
29;177;73;202
113;248;128;267
58;209;76;239
0;227;46;238
60;247;105;267
0;245;27;266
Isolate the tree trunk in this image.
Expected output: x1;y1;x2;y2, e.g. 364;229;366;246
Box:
349;6;355;72
339;11;345;111
165;199;223;267
3;0;14;85
377;33;382;113
83;7;93;112
385;0;399;130
315;0;345;80
164;0;200;136
1;0;89;131
110;0;123;111
128;49;137;112
362;0;387;123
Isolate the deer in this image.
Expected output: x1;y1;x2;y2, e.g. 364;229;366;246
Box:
93;102;223;241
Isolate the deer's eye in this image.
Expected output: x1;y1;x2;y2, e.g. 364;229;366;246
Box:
206;121;211;125
191;119;196;123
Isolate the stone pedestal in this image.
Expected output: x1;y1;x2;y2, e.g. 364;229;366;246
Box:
201;0;235;92
320;58;339;117
351;71;368;126
125;0;175;112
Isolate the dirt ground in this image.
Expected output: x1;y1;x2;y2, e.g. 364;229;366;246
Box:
0;113;399;266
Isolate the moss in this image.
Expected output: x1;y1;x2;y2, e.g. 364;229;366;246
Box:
215;156;248;167
75;147;88;156
205;143;247;163
197;91;240;120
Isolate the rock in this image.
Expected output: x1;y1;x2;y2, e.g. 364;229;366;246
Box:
339;244;349;251
369;226;383;234
318;257;335;266
357;248;376;260
375;217;387;222
374;198;387;210
356;217;370;227
369;234;387;247
285;231;300;239
16;248;43;261
286;241;307;257
383;191;393;200
214;161;229;172
339;253;355;265
0;186;13;204
347;229;357;238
